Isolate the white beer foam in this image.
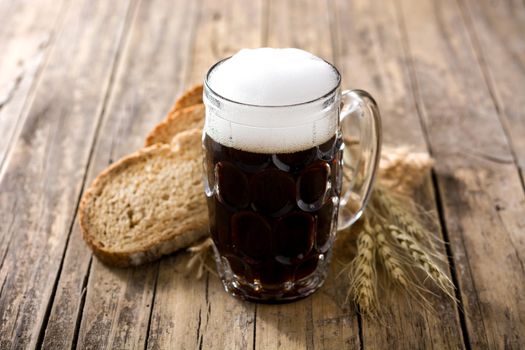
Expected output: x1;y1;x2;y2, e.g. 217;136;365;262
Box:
204;48;340;153
207;48;338;106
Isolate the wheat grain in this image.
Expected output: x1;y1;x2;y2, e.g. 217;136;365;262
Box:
374;221;437;311
375;225;409;288
348;221;378;313
389;225;454;298
373;185;437;251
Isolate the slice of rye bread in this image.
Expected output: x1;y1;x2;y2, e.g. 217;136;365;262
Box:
79;129;207;267
144;104;205;147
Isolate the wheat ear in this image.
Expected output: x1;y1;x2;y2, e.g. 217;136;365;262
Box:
375;221;437;311
389;225;455;299
375;225;409;288
374;185;438;252
348;221;378;314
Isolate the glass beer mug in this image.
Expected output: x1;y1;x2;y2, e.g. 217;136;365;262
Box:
202;49;381;302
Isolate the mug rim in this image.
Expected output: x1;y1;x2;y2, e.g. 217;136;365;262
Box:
204;55;342;108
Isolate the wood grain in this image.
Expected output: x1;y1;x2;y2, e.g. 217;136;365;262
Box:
330;0;465;348
77;261;158;349
0;0;66;174
458;0;525;178
397;0;525;348
264;0;334;62
147;0;264;348
184;0;265;86
41;223;93;349
146;254;206;350
0;0;134;348
148;256;255;350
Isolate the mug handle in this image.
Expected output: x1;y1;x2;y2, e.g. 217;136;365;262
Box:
337;89;382;230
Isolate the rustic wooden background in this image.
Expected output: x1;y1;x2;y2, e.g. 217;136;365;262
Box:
1;0;524;349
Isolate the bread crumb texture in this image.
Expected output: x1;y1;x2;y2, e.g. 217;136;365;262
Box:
80;130;207;266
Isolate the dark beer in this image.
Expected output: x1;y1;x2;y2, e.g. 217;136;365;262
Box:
203;133;343;301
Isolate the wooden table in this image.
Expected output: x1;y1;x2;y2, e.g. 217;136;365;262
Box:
1;0;524;348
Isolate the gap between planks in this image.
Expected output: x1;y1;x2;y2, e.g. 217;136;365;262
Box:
431;171;472;350
71;257;92;350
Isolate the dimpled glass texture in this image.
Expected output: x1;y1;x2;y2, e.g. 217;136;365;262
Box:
203;133;344;302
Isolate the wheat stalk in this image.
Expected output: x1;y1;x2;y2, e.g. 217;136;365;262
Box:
388;225;455;299
348;221;378;314
186;238;214;279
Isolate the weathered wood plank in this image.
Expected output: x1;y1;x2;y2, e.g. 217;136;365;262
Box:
397;0;525;348
310;260;360;349
146;254;205;350
264;0;333;61
330;0;465;348
44;0;197;349
184;0;265;87
0;0;66;174
254;1;361;349
198;273;255;349
147;0;264;348
458;0;525;178
78;260;158;350
148;255;256;350
0;0;134;348
256;298;315;349
41;224;93;349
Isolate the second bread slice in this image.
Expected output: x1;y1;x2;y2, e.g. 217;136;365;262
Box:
144;104;205;147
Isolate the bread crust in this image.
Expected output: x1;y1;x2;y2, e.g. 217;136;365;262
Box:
144;104;204;147
173;84;203;111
